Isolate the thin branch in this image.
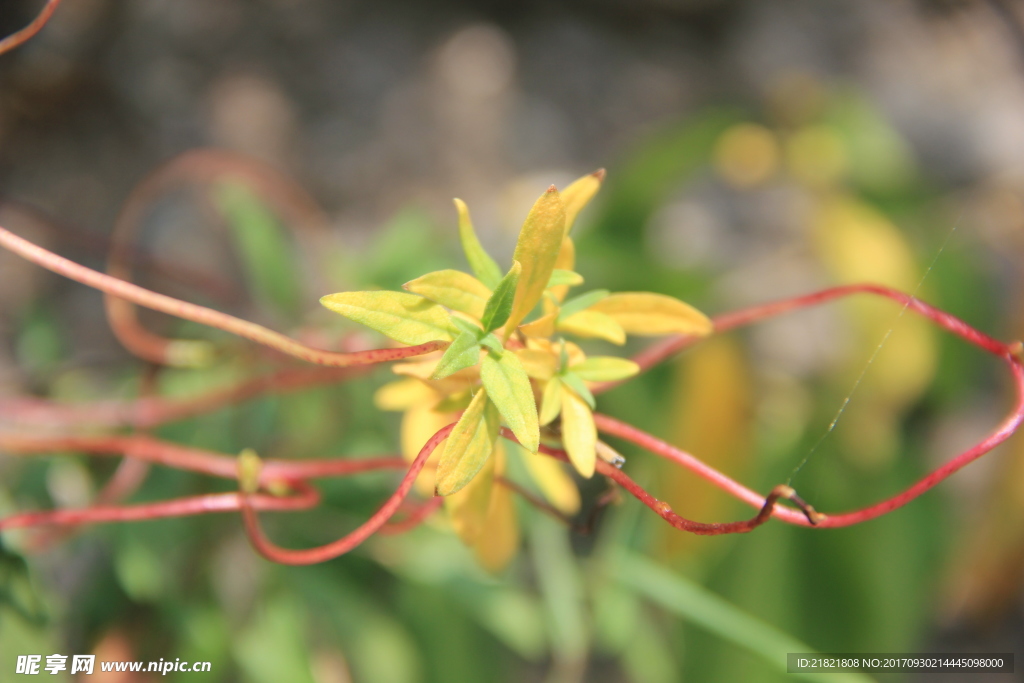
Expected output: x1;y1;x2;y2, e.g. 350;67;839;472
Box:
0;0;62;56
0;224;447;366
239;423;453;565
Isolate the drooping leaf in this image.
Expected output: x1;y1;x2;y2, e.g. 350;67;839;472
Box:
591;292;713;336
481;261;522;332
519;445;580;514
558;289;610;320
559;371;596;409
481;351;539;452
445;443;496;544
539;376;563;425
560;169;604;236
473;442;519;573
560;385;596;477
431;331;481;379
571;357;640;382
404;269;492;319
503;187;567;335
401;404;453;494
547;269;584;289
320;291;455;344
557;310;626;345
435;389;500;496
373;378;437;411
454;198;503;289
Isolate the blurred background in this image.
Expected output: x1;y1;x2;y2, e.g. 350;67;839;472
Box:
2;0;1024;681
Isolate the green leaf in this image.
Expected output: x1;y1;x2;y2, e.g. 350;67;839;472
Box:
558;289;610;321
319;291;455;345
559;371;595;409
504;187;567;335
403;269;492;319
547;269;584;289
613;553;873;683
481;351;539;452
571;357;640;382
215;182;302;317
539;377;563;426
454;198;503;289
431;331;482;379
451;316;484;338
435;389;500;496
479;333;504;355
481;261;521;332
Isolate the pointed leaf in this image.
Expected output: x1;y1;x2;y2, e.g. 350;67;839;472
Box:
591;293;713;336
481;261;522;332
550;236;576;302
547;269;584;289
404;269;492;319
435;389;500;496
451;315;484;338
560;386;596;478
560;371;596;409
481;351;539;452
320;291;455;344
561;169;604;236
455;198;503;289
503;187;567;335
520;445;580;514
557;309;626;345
431;331;481;379
558;289;610;320
539;376;563;425
571;357;640;382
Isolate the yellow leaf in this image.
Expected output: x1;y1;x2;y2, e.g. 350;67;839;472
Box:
520;447;581;515
392;357;479;396
473;443;520;573
404;269;492;319
551;236;576;302
455;198;503;289
480;352;539;453
503;187;566;335
401;405;454;495
445;444;496;544
373;378;438;411
557;309;626;345
519;311;557;338
591;292;712;337
435;389;500;496
561;169;604;236
560;385;596;478
539;377;562;426
320;291;455;345
515;349;557;381
570;356;640;382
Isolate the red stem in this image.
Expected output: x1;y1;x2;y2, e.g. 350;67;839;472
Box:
239;424;453;565
0;224;447;367
0;0;62;56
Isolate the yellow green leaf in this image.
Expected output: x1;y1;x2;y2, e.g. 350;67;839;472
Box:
435;389;500;496
503;187;566;335
431;331;482;380
539;377;562;425
320;291;455;345
481;351;539;452
550;236;576;302
404;269;492;319
556;309;626;345
481;261;521;332
520;446;580;515
558;289;610;320
571;357;640;382
560;371;595;409
455;198;503;289
472;442;519;573
519;311;557;338
560;386;596;478
561;169;604;236
591;292;713;337
373;378;438;411
445;444;496;544
515;349;557;381
547;269;584;289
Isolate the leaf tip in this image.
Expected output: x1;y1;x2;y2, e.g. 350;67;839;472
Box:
591;168;606;181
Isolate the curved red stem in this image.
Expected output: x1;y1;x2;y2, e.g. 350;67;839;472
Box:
0;0;62;56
